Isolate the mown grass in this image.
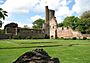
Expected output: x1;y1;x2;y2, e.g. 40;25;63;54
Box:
0;39;90;63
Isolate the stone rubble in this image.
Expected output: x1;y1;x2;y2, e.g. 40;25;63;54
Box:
13;49;60;63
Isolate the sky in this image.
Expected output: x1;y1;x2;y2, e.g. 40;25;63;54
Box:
0;0;90;29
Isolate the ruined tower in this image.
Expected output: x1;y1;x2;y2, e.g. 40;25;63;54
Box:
45;6;49;24
45;6;50;38
45;6;57;39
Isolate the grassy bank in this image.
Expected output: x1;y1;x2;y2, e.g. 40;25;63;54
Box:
0;39;90;63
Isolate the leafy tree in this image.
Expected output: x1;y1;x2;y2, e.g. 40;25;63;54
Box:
63;16;79;30
77;10;90;34
0;8;8;27
32;19;45;29
23;25;29;28
80;10;90;19
57;23;63;27
76;18;90;34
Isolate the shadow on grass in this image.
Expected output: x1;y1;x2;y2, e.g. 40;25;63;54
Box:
20;42;55;44
0;44;82;49
0;45;62;49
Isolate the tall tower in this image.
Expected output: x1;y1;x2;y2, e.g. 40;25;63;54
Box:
45;6;50;38
45;6;49;24
44;6;57;39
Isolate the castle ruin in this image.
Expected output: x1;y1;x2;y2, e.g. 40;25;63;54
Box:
44;6;84;39
2;6;90;39
44;6;57;39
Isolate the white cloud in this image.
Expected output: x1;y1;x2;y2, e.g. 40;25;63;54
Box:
18;22;33;28
56;17;63;23
1;0;90;16
0;20;33;29
0;0;90;27
1;0;40;13
31;15;44;22
72;0;90;16
0;0;72;25
1;20;16;29
1;0;68;14
56;6;71;17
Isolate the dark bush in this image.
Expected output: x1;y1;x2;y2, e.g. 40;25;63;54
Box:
64;38;71;40
19;36;26;39
45;34;49;39
72;37;77;40
61;37;64;39
83;37;87;40
12;35;20;39
26;36;31;39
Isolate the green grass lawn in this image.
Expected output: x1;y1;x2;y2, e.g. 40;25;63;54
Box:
0;39;90;63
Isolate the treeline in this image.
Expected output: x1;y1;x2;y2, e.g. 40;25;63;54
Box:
58;11;90;34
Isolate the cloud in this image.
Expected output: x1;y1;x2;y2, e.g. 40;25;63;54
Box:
0;0;74;24
0;0;90;27
72;0;90;16
18;22;33;28
1;20;16;29
1;0;68;13
0;20;33;29
31;15;45;22
1;0;40;13
56;17;63;23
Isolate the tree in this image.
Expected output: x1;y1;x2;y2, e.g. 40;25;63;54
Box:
57;23;63;27
80;10;90;19
23;25;29;28
77;10;90;34
32;19;45;29
63;16;79;30
0;8;8;27
76;18;90;34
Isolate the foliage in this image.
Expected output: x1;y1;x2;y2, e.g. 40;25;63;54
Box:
0;29;4;34
83;37;87;40
57;23;63;27
77;10;90;34
32;19;45;29
0;8;8;27
72;37;77;40
62;12;90;34
23;25;29;28
63;16;79;30
12;35;20;39
75;18;90;34
80;10;90;19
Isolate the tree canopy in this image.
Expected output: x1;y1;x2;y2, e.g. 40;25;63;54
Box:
0;8;8;27
57;23;63;27
80;10;90;19
32;19;45;29
60;10;90;34
63;16;79;30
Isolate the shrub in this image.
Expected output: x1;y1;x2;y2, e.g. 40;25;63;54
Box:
72;37;77;40
61;37;64;39
64;38;71;40
12;35;20;39
26;36;31;39
19;36;26;39
83;37;87;40
45;34;49;39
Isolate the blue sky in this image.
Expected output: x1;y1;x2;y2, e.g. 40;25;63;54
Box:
0;0;90;29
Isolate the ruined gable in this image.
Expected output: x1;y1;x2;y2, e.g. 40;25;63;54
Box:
49;17;57;39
